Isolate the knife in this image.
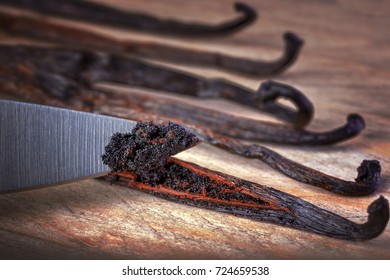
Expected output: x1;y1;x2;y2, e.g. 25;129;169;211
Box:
0;100;136;192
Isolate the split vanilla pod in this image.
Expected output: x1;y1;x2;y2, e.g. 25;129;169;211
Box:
101;122;389;241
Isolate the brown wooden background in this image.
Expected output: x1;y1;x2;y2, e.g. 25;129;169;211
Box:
0;0;389;259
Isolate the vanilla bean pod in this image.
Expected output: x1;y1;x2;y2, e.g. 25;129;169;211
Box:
88;52;313;128
196;130;381;196
0;45;365;145
112;165;389;241
100;89;364;146
0;0;256;37
0;12;303;76
101;122;389;241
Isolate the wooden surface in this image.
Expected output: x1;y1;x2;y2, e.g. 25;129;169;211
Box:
0;0;390;259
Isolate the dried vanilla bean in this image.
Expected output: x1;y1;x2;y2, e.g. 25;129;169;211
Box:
99;89;364;146
196;130;382;196
98;57;314;128
101;122;389;241
0;0;257;37
0;12;303;77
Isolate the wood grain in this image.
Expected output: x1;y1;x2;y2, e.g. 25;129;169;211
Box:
0;0;389;259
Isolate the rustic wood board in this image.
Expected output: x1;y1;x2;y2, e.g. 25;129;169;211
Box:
0;0;389;259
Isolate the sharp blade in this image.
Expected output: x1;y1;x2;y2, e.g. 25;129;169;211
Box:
0;100;136;192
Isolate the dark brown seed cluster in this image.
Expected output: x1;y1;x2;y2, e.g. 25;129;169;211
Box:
102;121;199;183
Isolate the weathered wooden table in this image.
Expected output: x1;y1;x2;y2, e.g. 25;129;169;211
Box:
0;0;389;259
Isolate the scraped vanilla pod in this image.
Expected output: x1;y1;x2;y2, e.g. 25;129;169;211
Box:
102;122;389;241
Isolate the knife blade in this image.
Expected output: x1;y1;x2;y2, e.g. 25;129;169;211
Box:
0;100;136;192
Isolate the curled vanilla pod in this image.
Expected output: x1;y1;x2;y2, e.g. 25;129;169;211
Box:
196;129;381;196
96;88;362;146
0;12;303;77
0;0;256;37
93;54;314;128
101;122;389;241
